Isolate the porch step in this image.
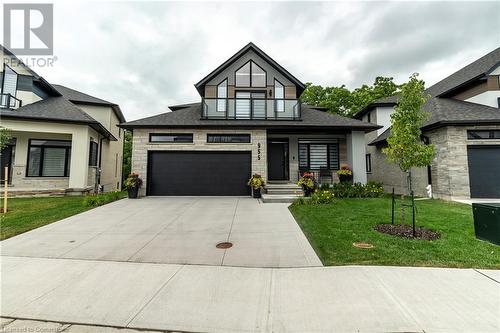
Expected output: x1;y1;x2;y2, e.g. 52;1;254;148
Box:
265;182;303;195
266;187;304;195
261;193;302;203
7;188;67;198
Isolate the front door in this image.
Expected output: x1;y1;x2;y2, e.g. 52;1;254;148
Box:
267;139;289;180
0;145;13;183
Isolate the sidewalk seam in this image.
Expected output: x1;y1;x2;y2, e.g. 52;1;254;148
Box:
124;265;186;327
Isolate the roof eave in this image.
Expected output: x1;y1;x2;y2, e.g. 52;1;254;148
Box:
422;119;500;131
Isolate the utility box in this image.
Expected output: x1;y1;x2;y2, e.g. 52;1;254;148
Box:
472;203;500;246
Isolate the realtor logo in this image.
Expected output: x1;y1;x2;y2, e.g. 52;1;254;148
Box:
3;3;53;55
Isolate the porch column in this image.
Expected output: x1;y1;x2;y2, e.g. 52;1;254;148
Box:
68;126;90;189
347;131;367;184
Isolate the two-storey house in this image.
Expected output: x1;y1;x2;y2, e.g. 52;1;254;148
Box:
120;43;379;199
355;47;500;200
0;46;125;196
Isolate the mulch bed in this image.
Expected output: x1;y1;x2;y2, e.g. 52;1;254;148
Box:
374;223;441;240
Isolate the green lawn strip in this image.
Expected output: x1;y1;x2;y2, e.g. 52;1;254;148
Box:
289;198;500;269
1;193;125;241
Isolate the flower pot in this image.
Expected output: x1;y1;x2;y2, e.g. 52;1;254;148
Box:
127;187;139;199
338;174;353;183
252;187;261;198
303;187;314;197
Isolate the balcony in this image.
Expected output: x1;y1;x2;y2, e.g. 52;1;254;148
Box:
0;93;22;109
202;98;301;120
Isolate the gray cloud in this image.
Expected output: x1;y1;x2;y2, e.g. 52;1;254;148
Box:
33;1;500;121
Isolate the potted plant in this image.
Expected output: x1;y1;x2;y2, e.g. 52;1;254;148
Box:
297;172;316;197
248;174;265;198
337;165;353;183
124;173;143;199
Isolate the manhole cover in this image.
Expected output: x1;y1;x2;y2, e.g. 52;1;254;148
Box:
216;242;233;249
353;242;374;249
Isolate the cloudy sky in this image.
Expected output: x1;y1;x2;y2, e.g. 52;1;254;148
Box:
20;1;500;121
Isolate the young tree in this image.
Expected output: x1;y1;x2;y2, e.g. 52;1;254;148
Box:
0;127;12;151
382;73;435;234
122;130;133;182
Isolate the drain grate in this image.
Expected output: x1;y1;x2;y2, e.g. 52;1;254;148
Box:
216;242;233;249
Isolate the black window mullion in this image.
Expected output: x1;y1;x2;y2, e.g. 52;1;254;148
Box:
39;147;44;176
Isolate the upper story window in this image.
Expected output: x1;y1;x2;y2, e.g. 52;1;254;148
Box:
467;130;500;140
1;64;18;108
274;79;285;112
217;79;227;112
149;133;193;143
235;61;266;87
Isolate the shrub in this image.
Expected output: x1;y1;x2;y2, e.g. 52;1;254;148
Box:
332;181;384;198
310;189;335;204
84;191;126;207
124;173;143;190
365;181;384;197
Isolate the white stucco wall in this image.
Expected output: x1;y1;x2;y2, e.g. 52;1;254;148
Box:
375;106;394;136
347;131;367;184
466;91;500;108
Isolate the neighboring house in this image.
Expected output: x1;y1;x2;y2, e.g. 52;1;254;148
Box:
0;46;125;196
120;43;378;198
355;47;500;200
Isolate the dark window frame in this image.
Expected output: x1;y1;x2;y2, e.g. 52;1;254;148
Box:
467;130;500;140
26;139;71;177
216;78;228;113
149;133;194;143
366;153;372;173
298;140;340;171
207;133;251;144
89;141;98;166
274;78;285;113
367;112;371;123
234;60;267;88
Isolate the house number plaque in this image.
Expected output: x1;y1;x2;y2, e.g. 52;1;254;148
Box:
257;143;261;160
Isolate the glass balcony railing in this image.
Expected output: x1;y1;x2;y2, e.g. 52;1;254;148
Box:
0;93;22;109
202;98;301;120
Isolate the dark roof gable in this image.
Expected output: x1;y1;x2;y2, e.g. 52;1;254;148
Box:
194;42;306;96
52;84;126;122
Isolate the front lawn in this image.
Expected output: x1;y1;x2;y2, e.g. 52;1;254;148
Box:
1;193;126;240
289;198;500;268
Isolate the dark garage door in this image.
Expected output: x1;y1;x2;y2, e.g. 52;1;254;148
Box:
147;151;251;196
467;146;500;198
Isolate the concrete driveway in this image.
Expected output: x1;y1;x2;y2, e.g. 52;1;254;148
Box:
0;197;321;268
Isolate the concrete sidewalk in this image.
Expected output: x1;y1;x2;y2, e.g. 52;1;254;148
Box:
1;256;498;333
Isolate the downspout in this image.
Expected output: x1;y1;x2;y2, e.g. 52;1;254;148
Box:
421;135;433;198
96;136;105;193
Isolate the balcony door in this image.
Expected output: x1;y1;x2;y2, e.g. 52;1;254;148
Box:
235;91;266;119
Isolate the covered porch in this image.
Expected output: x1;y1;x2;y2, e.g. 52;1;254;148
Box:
265;129;367;185
0;119;99;196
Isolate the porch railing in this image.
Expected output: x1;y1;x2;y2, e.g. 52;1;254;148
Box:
202;97;301;120
0;93;22;109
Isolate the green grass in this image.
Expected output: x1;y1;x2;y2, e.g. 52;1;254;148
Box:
1;193;125;240
289;198;500;268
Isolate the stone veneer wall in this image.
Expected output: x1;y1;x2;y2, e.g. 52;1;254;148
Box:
367;124;500;200
132;128;267;196
11;167;70;189
428;125;500;200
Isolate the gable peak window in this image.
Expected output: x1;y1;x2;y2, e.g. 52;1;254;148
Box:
235;60;266;87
